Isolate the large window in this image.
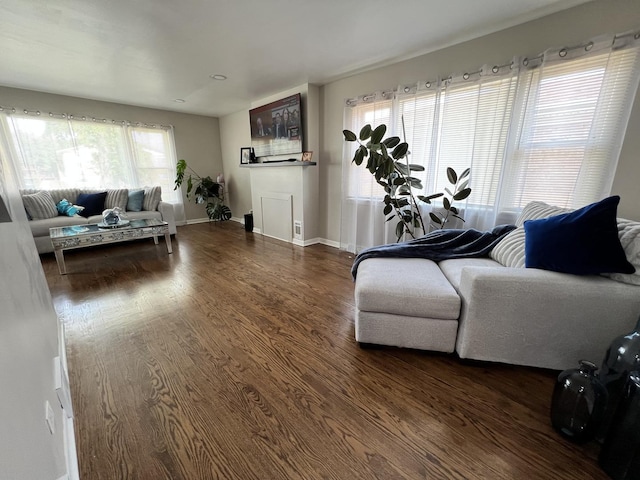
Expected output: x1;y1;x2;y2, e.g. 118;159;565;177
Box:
1;114;181;203
342;32;640;251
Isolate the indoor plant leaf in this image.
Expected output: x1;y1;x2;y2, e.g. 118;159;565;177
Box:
359;124;372;141
343;129;357;141
395;221;404;240
383;137;401;148
371;124;387;144
447;167;457;184
391;143;409;160
453;188;472;201
418;193;444;203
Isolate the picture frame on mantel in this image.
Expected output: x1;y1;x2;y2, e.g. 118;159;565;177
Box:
301;151;313;162
240;147;251;165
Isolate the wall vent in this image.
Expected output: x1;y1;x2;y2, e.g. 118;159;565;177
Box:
293;220;302;240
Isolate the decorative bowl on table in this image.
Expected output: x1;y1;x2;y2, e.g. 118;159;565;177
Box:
98;207;129;228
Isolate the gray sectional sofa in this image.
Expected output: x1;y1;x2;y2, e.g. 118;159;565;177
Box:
354;200;640;371
21;187;177;254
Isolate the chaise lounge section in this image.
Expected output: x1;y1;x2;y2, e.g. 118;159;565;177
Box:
354;199;640;370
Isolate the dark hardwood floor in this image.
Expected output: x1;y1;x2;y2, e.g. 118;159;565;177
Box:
42;222;606;479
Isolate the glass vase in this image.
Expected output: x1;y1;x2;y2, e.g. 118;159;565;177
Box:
550;360;607;444
599;372;640;480
598;316;640;441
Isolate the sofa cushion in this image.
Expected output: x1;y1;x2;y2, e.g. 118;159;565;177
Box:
355;258;460;320
439;258;502;290
492;200;567;268
105;189;129;210
490;227;526;268
604;218;640;285
524;196;635;275
122;211;162;222
127;189;144;212
21;188;80;205
76;191;107;218
29;215;89;237
516;201;569;227
143;186;162;211
22;191;58;220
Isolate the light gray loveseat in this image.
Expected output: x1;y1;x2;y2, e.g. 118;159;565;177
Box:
21;187;177;254
354;201;640;371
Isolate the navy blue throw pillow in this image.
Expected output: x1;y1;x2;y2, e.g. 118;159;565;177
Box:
76;192;107;218
523;196;635;275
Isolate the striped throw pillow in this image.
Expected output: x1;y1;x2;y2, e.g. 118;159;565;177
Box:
490;227;526;268
143;186;162;211
22;191;58;220
105;189;129;210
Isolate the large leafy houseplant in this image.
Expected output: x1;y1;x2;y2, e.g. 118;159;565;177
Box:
174;159;232;221
343;123;471;241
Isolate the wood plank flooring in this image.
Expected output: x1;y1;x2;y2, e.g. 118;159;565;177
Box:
42;222;607;479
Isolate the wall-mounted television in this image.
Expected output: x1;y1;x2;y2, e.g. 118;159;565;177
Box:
249;93;302;158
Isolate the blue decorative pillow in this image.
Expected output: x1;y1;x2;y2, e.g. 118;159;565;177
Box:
127;189;144;212
56;198;83;217
76;191;107;218
524;196;635;275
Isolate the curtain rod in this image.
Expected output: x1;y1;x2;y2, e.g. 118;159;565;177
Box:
0;105;173;130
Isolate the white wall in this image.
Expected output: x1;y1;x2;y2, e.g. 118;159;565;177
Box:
319;0;640;243
0;86;222;223
220;83;321;240
0;149;70;478
219;109;252;221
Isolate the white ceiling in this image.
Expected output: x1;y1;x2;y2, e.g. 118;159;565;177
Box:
0;0;590;117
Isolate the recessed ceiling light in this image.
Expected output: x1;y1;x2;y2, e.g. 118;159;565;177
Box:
173;99;186;103
210;74;227;81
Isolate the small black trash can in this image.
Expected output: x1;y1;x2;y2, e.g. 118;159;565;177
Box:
244;213;253;232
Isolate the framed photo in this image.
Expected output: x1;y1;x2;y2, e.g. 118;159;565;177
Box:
240;147;251;165
301;151;313;162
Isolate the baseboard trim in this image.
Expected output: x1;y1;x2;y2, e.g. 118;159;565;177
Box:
185;218;211;225
317;238;340;249
179;221;338;249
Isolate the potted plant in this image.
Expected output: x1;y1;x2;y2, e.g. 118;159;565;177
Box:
174;159;232;221
343;123;471;241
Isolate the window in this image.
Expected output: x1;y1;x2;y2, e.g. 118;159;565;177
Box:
2;114;181;203
344;97;393;199
342;33;640;251
503;46;640;210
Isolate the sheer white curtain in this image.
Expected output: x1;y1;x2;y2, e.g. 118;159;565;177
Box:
0;110;185;222
341;30;640;253
341;91;396;253
500;33;640;213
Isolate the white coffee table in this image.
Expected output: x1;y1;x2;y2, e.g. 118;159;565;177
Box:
49;218;172;274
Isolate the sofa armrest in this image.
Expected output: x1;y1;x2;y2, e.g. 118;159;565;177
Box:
157;201;177;235
456;266;640;370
